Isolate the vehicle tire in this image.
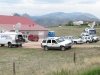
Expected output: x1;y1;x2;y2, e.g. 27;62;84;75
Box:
20;44;22;47
86;41;89;43
15;45;19;47
74;41;77;44
1;44;5;47
68;46;71;49
61;46;65;51
44;46;48;51
8;42;12;48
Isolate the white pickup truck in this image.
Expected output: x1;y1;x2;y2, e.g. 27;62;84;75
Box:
0;31;25;47
41;37;73;51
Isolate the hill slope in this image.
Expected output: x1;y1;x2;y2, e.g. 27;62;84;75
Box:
14;12;100;27
31;12;100;27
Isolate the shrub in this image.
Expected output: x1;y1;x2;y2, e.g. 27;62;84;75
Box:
80;67;100;75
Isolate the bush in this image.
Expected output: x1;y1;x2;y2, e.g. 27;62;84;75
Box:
80;67;100;75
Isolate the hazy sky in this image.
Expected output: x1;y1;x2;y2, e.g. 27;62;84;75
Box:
0;0;100;18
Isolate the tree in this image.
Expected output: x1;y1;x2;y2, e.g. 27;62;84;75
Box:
65;21;73;26
13;13;20;16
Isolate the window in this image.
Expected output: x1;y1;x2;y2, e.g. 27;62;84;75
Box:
52;40;57;44
88;37;90;39
56;38;64;43
47;40;51;43
42;40;46;43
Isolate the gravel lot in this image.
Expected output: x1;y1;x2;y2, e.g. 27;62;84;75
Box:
23;41;100;49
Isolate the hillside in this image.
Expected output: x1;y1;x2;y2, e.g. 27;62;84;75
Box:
13;12;100;27
32;12;100;27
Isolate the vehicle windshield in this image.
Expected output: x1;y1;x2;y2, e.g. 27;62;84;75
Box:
16;35;23;39
89;30;96;35
56;38;65;43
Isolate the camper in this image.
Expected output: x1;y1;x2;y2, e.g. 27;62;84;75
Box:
0;31;25;47
81;28;96;36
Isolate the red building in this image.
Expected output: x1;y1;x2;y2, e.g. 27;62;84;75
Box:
0;15;48;41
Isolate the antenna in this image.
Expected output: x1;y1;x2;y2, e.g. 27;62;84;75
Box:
0;26;5;33
14;23;21;33
88;21;96;28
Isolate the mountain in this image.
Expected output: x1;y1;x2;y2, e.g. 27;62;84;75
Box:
31;12;100;27
13;12;100;27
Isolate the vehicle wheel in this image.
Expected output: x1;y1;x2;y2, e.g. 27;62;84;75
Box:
68;46;71;49
44;46;48;51
15;45;19;47
86;41;89;43
61;46;65;51
20;44;22;47
1;44;5;47
8;42;12;48
74;41;77;44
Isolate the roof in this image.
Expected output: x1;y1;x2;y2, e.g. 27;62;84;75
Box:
44;37;60;40
0;31;22;35
0;15;48;31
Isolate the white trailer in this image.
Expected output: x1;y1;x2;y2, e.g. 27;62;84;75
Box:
0;31;25;47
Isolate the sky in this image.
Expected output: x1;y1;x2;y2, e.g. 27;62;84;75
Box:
0;0;100;18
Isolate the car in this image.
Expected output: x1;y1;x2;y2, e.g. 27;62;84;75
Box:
28;34;39;41
73;38;85;44
81;35;93;43
41;37;73;51
61;36;85;44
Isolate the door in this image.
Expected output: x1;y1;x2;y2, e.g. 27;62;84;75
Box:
51;40;59;49
47;40;52;48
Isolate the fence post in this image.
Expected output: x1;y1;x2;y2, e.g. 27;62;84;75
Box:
13;62;16;75
73;50;76;64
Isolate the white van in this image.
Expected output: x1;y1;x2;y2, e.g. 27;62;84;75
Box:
0;31;25;47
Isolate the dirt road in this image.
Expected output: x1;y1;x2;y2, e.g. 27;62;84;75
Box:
23;41;100;49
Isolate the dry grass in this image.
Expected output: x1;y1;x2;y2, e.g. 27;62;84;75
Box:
49;26;100;36
0;26;100;75
0;47;100;75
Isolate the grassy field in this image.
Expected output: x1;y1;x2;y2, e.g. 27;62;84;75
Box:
50;26;100;45
0;26;100;75
49;26;100;37
0;47;100;75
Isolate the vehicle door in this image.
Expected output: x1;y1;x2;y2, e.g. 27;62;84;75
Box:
51;40;59;49
47;40;52;48
82;36;86;42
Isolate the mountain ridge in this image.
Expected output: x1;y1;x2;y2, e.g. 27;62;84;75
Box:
13;12;100;27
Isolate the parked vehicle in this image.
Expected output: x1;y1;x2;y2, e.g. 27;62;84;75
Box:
61;36;85;44
81;35;99;43
0;31;25;47
73;38;85;44
81;35;93;43
41;37;73;51
28;34;39;41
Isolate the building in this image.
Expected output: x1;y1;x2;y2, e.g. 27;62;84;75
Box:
73;21;83;26
0;15;48;41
